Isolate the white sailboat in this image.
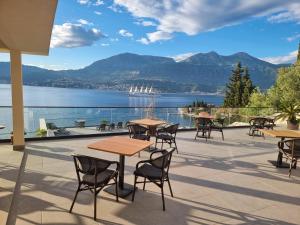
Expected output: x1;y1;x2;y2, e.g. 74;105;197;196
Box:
128;85;157;97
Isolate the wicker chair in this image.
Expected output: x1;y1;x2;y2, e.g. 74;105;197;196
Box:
277;139;300;177
132;148;176;211
69;155;119;220
195;118;212;142
117;122;123;129
264;118;275;130
127;124;150;141
209;118;225;140
96;123;107;131
155;124;179;153
248;117;268;137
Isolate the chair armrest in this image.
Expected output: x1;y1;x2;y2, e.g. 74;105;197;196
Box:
136;159;152;170
150;150;167;159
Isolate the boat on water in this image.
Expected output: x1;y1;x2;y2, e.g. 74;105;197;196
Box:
128;85;157;97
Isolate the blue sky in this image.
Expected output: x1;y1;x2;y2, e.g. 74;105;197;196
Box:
1;0;300;70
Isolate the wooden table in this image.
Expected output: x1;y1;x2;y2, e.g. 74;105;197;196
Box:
260;129;300;167
130;118;166;136
88;136;153;197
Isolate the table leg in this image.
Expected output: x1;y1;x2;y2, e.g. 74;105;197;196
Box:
104;155;134;198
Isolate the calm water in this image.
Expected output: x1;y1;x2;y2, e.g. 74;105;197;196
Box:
0;84;223;107
0;84;223;138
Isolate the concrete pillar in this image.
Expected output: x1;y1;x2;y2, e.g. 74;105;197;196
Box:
10;50;25;150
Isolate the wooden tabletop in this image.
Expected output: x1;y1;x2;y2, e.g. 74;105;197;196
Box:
130;118;166;127
259;129;300;138
87;136;153;156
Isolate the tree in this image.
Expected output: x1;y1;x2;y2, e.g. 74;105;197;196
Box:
242;67;255;106
224;62;244;107
297;42;300;64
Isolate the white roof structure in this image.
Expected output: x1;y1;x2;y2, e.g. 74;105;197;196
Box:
0;0;58;55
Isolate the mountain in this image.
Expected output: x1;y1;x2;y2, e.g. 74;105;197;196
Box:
0;52;286;93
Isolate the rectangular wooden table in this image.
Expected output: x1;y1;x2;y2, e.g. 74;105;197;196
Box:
130;118;166;136
88;136;153;197
259;129;300;167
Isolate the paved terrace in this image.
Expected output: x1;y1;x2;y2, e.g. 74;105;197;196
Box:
0;128;300;225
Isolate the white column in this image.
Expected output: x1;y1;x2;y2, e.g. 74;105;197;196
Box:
10;50;25;150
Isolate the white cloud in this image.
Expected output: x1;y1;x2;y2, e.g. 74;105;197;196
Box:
119;29;133;37
172;52;195;62
94;11;102;15
77;0;90;5
101;43;110;47
137;37;150;45
77;19;93;26
110;38;119;42
51;23;104;48
135;20;157;27
137;30;172;44
108;4;123;13
147;30;172;42
94;0;104;6
114;0;300;43
287;33;300;42
261;50;298;64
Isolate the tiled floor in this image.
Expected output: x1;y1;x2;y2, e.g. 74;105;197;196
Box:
1;129;300;225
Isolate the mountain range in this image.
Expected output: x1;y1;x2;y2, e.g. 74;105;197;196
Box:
0;52;286;93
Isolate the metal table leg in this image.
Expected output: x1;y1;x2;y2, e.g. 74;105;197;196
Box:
104;154;134;198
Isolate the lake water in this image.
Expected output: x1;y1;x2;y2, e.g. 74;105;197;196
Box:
0;84;223;107
0;84;223;139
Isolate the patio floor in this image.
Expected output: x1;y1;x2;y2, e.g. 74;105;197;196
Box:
0;128;300;225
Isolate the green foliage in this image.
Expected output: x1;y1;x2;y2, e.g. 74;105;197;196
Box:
224;62;255;107
267;58;300;109
36;129;47;137
276;103;300;124
100;119;109;125
187;100;209;108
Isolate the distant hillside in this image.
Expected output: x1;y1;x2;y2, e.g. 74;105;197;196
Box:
0;52;286;93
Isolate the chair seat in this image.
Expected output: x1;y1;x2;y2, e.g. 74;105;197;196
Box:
133;134;149;140
134;164;164;179
82;169;115;186
156;133;174;140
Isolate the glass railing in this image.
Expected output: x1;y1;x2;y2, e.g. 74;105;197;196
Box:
0;106;278;140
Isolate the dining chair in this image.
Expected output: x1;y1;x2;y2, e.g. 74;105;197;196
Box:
69;154;119;220
194;117;212;141
278;138;300;177
132;148;176;211
155;124;179;153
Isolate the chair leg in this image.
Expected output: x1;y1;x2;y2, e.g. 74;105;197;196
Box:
94;187;97;221
132;176;137;202
161;184;166;211
174;140;178;153
289;162;292;178
167;178;173;197
161;141;164;150
155;138;158;149
115;176;119;202
69;185;80;213
143;177;146;190
221;130;224;141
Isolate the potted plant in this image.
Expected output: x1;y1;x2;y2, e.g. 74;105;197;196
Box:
276;103;300;130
